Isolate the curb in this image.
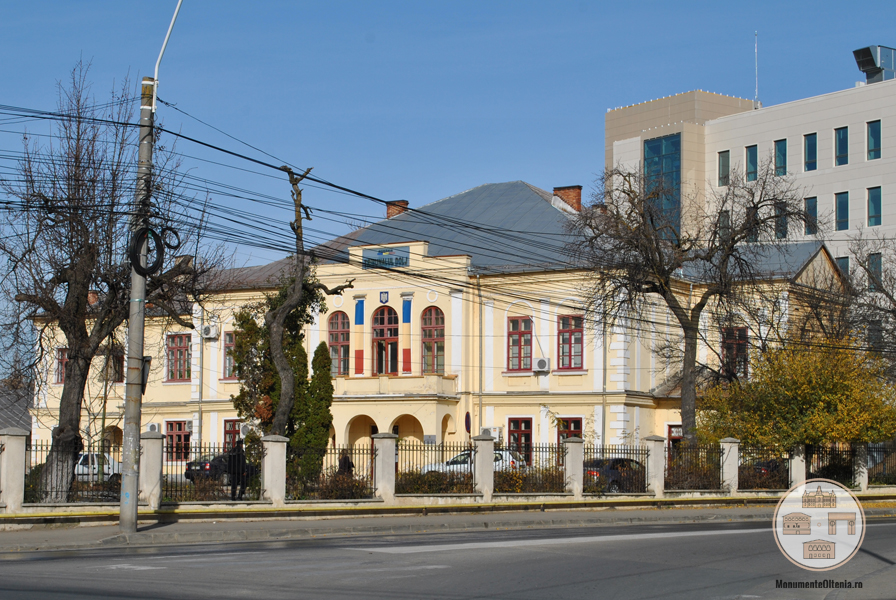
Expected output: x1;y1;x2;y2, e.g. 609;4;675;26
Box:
3;509;894;553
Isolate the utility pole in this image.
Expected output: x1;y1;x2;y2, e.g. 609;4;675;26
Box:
118;0;183;535
119;77;155;534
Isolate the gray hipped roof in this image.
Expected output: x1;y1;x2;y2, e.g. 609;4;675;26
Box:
313;181;577;272
679;241;827;282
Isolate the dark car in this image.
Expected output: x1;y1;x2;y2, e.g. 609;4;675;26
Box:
184;454;228;481
584;458;646;493
184;450;260;482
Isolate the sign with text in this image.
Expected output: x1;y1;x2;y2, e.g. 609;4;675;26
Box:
361;246;410;270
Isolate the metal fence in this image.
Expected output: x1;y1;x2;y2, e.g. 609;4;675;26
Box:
806;444;857;488
395;441;475;494
286;444;376;500
25;441;122;503
583;445;649;494
738;446;791;490
162;442;263;502
869;442;896;485
665;444;722;490
494;443;566;493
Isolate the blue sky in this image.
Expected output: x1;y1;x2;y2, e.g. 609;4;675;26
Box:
1;1;890;265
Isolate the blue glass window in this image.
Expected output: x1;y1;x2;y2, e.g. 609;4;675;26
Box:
775;202;787;240
869;253;882;292
868;187;882;227
868;121;881;160
718;150;729;186
774;139;787;175
835;192;849;231
643;133;681;236
745;145;757;181
804;197;817;235
836;256;850;277
804;133;817;171
835;127;848;166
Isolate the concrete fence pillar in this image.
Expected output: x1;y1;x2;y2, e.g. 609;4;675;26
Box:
720;438;740;494
0;428;28;513
563;437;584;499
138;431;164;510
790;444;806;486
855;444;869;493
372;433;397;504
644;435;665;499
261;435;288;507
473;430;495;502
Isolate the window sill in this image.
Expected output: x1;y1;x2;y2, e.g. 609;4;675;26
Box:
502;371;533;377
162;380;192;385
552;369;588;375
219;377;238;382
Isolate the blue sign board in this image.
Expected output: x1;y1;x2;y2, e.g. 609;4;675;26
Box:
361;246;410;270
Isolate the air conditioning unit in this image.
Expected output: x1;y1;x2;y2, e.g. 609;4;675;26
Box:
146;423;159;433
485;426;503;441
533;357;550;373
201;324;219;339
186;421;193;432
240;424;252;437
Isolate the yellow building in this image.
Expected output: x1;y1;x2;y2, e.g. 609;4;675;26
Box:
31;180;842;454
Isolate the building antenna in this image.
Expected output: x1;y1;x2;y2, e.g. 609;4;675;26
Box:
754;31;759;105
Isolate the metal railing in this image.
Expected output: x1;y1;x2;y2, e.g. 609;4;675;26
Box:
665;444;722;490
869;441;896;485
395;441;475;494
25;441;122;503
583;445;648;494
286;444;376;500
738;446;790;490
806;444;857;488
162;442;262;502
495;443;566;493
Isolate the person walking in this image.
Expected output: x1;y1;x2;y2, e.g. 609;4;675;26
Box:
228;439;248;501
337;448;354;477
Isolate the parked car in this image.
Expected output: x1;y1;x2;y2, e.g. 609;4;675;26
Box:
583;457;646;493
421;449;525;474
74;452;121;483
185;450;259;483
184;454;228;481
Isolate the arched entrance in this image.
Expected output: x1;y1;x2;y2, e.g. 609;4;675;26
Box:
346;415;379;447
441;414;456;443
390;414;425;443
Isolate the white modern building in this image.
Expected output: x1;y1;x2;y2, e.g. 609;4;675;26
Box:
605;45;896;276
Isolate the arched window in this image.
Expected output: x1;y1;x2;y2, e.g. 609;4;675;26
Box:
328;312;350;376
421;306;445;373
372;307;399;375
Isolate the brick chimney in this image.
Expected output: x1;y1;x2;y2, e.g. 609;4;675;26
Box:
553;186;582;212
386;200;409;218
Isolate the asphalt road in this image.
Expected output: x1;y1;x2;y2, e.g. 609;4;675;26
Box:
1;519;894;599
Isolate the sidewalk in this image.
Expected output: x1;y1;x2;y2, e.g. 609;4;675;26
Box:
2;504;895;553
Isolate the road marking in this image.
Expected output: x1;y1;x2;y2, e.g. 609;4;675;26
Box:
145;551;268;562
351;528;768;554
105;564;166;570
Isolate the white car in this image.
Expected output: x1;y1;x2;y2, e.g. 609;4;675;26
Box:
74;452;121;482
421;449;525;473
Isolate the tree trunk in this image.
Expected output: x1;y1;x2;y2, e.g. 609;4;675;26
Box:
680;323;699;444
39;351;91;502
267;287;302;436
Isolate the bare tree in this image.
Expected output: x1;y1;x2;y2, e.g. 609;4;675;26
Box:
848;230;896;373
266;167;353;436
569;159;810;442
0;63;225;500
